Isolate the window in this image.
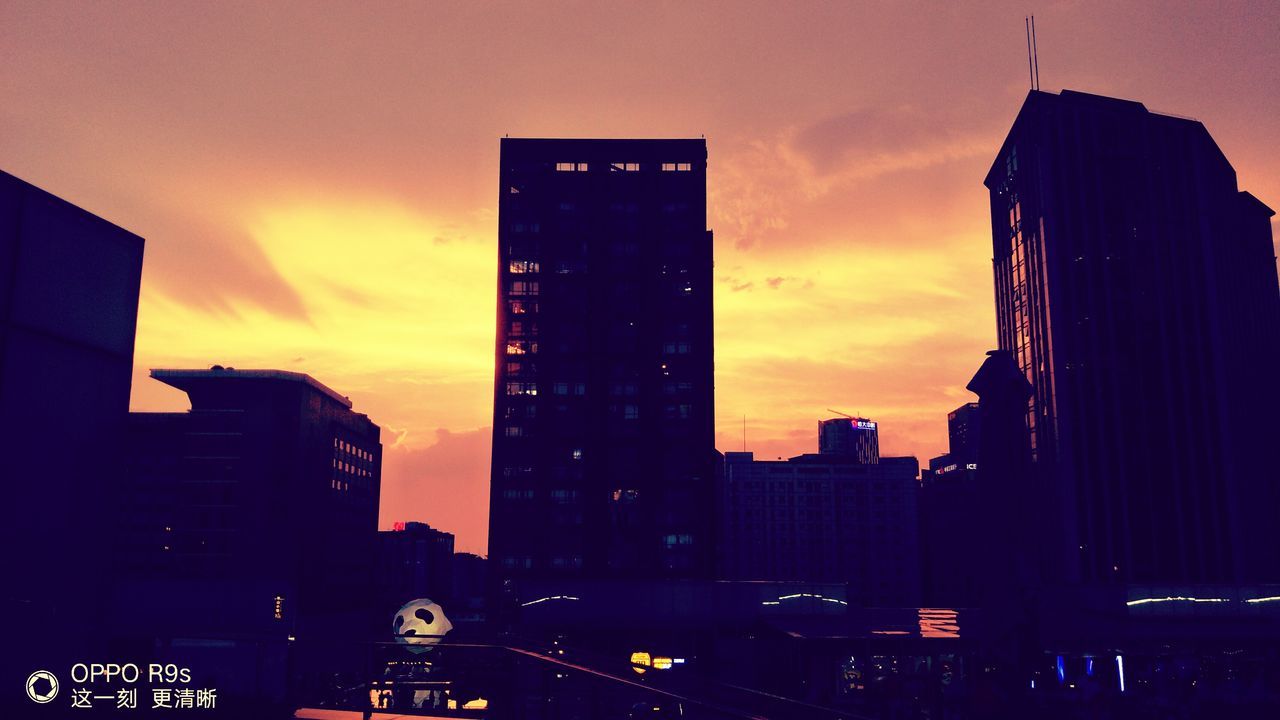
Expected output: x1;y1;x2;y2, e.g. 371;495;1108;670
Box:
555;162;589;172
505;382;537;396
504;426;524;437
509;300;538;315
663;534;693;547
551;489;580;503
509;280;540;296
663;341;691;355
508;321;537;336
661;162;693;172
609;382;638;396
509;260;540;274
571;448;583;461
506;340;537;355
610;162;640;172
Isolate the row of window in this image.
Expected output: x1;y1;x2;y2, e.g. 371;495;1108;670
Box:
553;162;695;173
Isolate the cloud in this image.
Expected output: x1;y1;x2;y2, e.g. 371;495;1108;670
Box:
379;427;492;556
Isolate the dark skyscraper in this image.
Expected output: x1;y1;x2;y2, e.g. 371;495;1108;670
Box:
118;368;382;702
921;402;982;607
984;89;1280;586
488;139;715;581
0;170;144;681
817;415;880;463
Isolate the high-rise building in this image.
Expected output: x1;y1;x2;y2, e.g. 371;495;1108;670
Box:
117;367;382;704
718;450;921;607
921;403;982;607
984;89;1280;585
0;170;144;679
377;521;456;615
817;416;880;463
488;139;715;581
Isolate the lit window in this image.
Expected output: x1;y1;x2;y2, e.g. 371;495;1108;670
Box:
677;162;692;171
509;300;538;314
509;260;540;274
509;280;540;296
505;382;538;396
571;448;583;461
504;426;523;437
509;185;521;194
555;162;589;172
610;162;640;172
506;341;537;355
661;163;676;171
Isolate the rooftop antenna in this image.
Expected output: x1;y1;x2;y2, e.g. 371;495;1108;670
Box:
1032;15;1041;90
1025;17;1035;90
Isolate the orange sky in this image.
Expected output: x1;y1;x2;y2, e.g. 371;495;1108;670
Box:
3;1;1277;554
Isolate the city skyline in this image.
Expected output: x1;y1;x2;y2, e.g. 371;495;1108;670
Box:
4;2;1279;553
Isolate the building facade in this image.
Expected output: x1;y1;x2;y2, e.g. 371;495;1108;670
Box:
984;89;1280;586
117;367;382;704
488;139;716;581
920;403;981;607
817;416;880;463
719;449;921;607
377;521;456;616
0;170;144;683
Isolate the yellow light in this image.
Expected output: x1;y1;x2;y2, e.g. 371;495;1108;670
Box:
652;657;673;670
462;698;488;710
630;651;651;667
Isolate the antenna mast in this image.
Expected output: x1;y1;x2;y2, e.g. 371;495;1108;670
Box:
1032;15;1040;90
1026;17;1034;90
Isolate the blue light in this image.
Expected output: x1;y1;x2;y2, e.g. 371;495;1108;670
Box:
1055;655;1065;684
1116;655;1125;693
1086;657;1094;677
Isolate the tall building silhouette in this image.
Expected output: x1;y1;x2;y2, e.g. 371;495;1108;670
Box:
984;90;1280;586
0;170;143;688
921;403;981;606
118;368;382;704
488;139;715;581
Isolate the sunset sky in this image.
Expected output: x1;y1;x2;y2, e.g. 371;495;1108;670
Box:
3;1;1277;553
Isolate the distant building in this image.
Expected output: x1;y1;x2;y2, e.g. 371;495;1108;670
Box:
450;553;489;625
488;139;716;582
817;416;880;463
920;403;981;607
718;439;921;607
985;89;1280;585
0;170;144;674
377;522;455;615
116;367;382;705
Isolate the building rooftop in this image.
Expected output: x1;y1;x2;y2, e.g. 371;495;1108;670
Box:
150;366;353;408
